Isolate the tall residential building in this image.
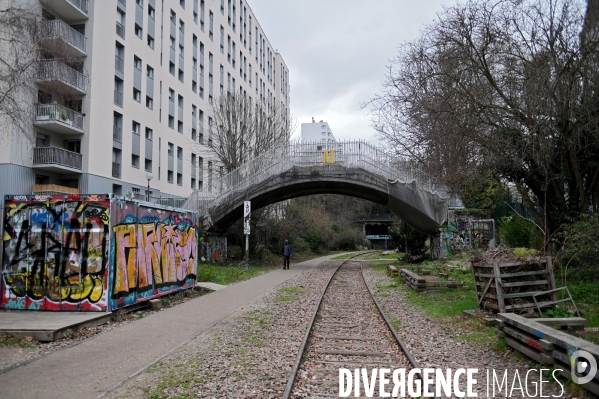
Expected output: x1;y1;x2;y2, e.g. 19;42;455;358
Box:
300;117;336;143
0;0;290;200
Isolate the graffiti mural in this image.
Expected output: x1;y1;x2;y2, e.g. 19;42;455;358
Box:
201;235;227;262
109;202;198;310
439;211;495;257
2;195;110;311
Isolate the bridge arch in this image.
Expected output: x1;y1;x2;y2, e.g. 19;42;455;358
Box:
185;142;449;234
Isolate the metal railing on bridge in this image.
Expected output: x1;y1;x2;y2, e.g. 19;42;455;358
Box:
182;141;449;215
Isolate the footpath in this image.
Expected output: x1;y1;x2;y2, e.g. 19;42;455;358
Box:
0;254;344;399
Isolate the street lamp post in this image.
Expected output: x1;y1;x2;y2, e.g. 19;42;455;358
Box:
146;172;153;201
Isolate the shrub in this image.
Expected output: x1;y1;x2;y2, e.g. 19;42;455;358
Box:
498;215;541;248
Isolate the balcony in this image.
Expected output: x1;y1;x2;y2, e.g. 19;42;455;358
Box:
112;162;121;178
116;22;125;39
113;126;122;142
114;90;123;107
115;55;124;73
34;103;84;134
39;0;88;20
33;184;80;195
33;146;82;173
37;60;86;95
39;20;87;56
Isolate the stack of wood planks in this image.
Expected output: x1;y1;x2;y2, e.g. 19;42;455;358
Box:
497;313;599;396
400;269;460;292
472;256;578;314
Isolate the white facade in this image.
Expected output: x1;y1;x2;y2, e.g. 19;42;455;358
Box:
0;0;290;200
300;118;335;143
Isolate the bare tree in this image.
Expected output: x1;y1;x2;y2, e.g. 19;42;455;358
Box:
206;92;294;172
0;3;41;144
0;2;88;145
367;0;599;234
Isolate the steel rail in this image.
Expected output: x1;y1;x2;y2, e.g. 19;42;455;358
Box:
282;254;424;398
281;253;366;399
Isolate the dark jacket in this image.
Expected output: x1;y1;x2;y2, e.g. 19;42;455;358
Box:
282;243;293;256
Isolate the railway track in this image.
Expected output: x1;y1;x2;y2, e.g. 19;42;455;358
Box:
283;256;421;398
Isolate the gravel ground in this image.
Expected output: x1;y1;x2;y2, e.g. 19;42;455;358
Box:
105;262;339;399
362;265;586;399
0;286;212;373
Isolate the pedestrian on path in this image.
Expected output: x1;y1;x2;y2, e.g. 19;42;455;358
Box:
281;239;293;269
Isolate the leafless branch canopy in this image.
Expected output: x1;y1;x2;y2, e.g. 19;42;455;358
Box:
207;93;294;172
367;0;599;229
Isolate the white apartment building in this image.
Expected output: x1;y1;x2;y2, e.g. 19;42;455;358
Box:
300;118;335;143
0;0;290;200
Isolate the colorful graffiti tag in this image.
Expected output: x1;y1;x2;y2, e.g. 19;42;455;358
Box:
2;195;109;311
109;203;198;310
2;195;200;311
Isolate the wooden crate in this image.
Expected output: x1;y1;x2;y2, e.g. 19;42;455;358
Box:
497;313;599;396
472;257;563;314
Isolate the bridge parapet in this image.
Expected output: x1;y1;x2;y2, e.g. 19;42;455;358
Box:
183;141;450;232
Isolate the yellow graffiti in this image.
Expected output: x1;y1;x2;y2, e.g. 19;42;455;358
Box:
113;223;197;297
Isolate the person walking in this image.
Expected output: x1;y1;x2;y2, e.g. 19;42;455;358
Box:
281;239;293;270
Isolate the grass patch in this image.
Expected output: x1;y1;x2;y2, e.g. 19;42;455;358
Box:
273;295;299;302
365;251;403;260
278;286;305;295
0;335;37;348
390;317;401;329
196;263;275;285
332;252;360;260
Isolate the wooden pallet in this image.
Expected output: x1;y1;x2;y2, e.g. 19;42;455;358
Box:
400;269;459;292
471;257;574;314
496;313;598;396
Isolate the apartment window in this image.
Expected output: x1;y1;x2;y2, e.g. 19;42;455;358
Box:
147;35;154;48
221;0;224;14
209;11;213;40
114;79;123;107
168;142;174;155
135;24;142;38
177;146;183;159
177;173;182;186
168;170;173;183
145;127;153;140
220;26;224;53
180;0;185;8
145;159;152;172
148;5;155;19
132;154;140;168
191;178;196;189
133;89;141;102
200;0;205;31
116;9;125;39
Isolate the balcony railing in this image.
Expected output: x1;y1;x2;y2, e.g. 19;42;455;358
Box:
67;0;88;14
116;22;125;39
35;103;84;131
115;55;124;72
112;162;121;178
40;20;87;54
114;90;123;107
113;125;122;142
37;60;86;93
33;184;80;195
33;146;82;170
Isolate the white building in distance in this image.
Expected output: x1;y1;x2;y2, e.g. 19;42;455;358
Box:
300;118;336;143
0;0;290;201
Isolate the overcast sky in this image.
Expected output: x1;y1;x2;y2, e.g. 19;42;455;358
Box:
248;0;456;142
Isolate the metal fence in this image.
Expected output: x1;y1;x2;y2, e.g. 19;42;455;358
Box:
185;140;448;213
37;60;86;93
33;147;82;170
34;103;84;131
40;20;87;53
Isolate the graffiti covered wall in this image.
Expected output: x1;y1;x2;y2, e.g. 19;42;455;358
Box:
438;210;495;257
109;201;198;310
2;195;110;311
2;195;199;311
201;235;227;262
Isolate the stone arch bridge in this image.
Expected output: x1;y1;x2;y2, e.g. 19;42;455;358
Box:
184;141;450;234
